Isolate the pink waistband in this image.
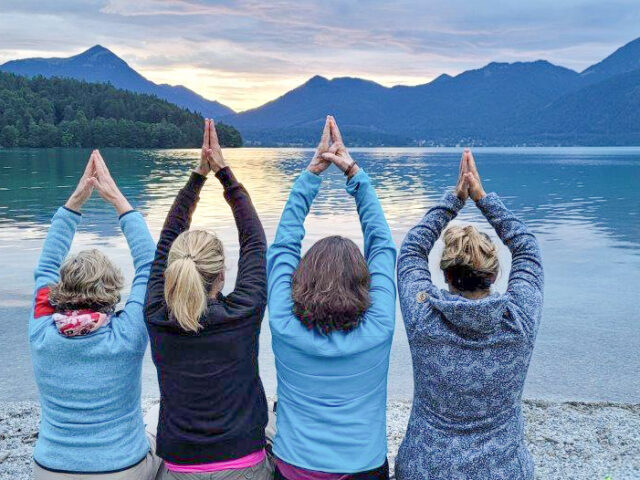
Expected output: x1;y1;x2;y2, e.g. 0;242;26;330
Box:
165;449;266;473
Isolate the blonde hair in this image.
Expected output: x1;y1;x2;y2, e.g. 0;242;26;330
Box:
49;249;123;312
440;225;499;291
164;230;225;332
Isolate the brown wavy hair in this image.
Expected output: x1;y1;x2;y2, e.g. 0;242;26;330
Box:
292;236;370;334
48;249;124;313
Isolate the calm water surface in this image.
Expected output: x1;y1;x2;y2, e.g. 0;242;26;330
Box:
0;147;638;402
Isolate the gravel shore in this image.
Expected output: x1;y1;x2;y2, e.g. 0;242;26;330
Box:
1;399;638;480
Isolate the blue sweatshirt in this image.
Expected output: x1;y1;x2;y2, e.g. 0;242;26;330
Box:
30;207;156;473
395;192;544;480
267;169;397;473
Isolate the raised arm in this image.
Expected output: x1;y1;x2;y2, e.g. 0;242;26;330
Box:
118;211;155;307
144;172;206;319
397;192;465;300
465;151;543;315
321;117;396;328
88;151;155;312
34;153;94;296
144;119;215;318
219;166;267;309
397;149;478;302
476;195;543;305
348;170;397;327
267;118;330;325
267;170;321;324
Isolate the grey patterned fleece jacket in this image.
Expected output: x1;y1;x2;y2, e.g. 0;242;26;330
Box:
395;192;544;480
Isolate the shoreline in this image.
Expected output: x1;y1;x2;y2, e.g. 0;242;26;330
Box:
1;400;638;480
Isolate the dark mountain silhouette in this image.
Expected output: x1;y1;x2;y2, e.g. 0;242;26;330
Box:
224;60;583;145
223;36;640;146
0;45;234;118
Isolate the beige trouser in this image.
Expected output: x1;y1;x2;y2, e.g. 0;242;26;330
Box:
33;407;163;480
155;457;273;480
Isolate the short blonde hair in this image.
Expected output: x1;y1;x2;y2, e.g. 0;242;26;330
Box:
164;230;225;332
49;249;124;312
440;225;499;291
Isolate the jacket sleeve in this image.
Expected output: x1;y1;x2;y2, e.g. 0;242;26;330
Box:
115;210;156;349
33;207;81;292
144;171;206;319
347;169;397;332
32;207;82;331
267;170;321;331
397;192;465;305
476;193;544;320
218;167;268;313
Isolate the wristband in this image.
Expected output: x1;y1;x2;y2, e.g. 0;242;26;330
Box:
344;160;357;177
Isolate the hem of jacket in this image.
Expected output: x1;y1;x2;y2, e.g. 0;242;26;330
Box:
62;206;82;216
118;209;137;220
158;431;266;465
271;446;388;475
33;451;148;474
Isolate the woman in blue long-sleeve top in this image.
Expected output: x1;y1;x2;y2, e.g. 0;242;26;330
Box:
267;116;397;480
30;151;160;480
395;150;544;480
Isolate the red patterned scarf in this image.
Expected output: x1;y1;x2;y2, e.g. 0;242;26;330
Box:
52;309;111;337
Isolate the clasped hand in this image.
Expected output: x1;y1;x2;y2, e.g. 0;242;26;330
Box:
455;149;486;202
308;116;359;178
196;118;227;176
65;150;132;215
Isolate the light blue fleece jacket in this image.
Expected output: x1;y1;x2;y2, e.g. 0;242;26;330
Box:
267;169;397;473
30;207;156;473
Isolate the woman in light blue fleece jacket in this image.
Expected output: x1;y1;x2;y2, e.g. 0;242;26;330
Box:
395;150;544;480
30;151;160;479
267;117;396;480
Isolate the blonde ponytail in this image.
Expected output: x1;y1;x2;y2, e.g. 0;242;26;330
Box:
164;230;225;332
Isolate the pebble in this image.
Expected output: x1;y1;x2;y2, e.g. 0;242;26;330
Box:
0;399;638;480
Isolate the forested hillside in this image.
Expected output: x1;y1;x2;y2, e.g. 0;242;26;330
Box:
0;72;242;148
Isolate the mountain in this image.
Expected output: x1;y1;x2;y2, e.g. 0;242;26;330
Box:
224;75;414;145
225;60;583;145
222;36;640;146
514;68;640;145
3;37;640;146
580;37;640;85
384;60;581;140
0;45;234;118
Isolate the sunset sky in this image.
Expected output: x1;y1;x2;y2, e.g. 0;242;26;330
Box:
0;0;638;111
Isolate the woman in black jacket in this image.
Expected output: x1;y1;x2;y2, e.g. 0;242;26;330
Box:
144;119;271;479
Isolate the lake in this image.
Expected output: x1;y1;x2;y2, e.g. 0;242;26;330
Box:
0;147;638;403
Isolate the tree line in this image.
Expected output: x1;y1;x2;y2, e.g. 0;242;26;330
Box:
0;72;242;148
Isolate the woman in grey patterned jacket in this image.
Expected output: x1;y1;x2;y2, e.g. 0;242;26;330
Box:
395;149;544;480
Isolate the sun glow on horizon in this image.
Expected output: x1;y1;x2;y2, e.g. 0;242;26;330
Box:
138;66;438;112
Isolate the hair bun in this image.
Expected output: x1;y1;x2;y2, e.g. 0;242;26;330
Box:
440;225;499;292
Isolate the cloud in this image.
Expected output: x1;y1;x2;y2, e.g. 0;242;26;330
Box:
0;0;638;110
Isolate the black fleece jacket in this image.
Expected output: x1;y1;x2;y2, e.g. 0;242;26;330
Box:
144;167;268;464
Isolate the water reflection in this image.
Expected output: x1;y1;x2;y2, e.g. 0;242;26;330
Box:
0;147;639;402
